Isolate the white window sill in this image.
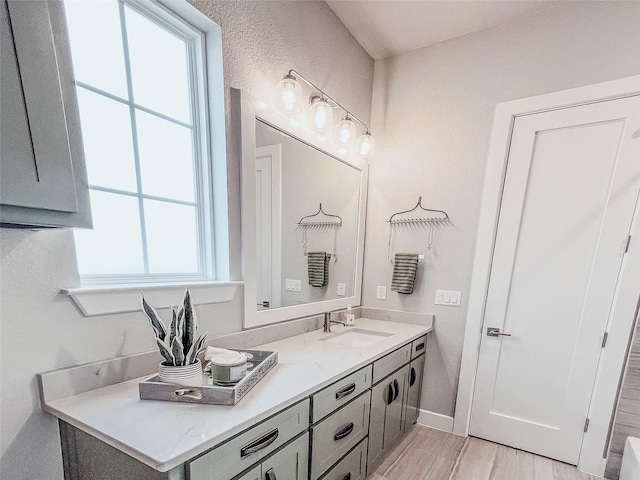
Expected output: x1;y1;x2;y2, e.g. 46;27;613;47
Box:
62;281;242;317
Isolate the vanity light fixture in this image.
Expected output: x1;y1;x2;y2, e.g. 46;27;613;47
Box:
276;69;375;157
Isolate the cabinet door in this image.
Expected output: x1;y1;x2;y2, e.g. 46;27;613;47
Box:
260;433;309;480
0;0;91;228
403;354;425;429
235;465;261;480
382;366;408;449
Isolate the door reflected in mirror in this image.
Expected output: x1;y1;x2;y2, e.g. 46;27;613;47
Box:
255;119;361;310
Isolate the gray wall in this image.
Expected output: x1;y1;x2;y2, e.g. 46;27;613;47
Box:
0;2;374;479
364;1;640;417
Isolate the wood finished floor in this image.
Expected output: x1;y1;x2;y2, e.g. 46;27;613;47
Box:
368;426;603;480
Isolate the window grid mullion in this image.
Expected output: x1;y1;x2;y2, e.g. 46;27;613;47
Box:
89;184;197;207
118;0;149;275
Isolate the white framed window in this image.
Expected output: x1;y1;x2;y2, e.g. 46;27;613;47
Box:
64;0;224;286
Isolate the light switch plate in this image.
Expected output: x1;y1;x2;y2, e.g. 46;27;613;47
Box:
285;279;302;292
337;283;346;296
435;290;461;306
376;286;387;300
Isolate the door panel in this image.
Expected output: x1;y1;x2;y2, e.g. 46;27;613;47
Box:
470;95;640;464
260;433;308;480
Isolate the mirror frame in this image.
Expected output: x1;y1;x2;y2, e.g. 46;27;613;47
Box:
234;88;369;329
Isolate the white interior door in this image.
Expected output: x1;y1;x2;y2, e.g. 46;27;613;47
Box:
256;145;282;309
470;95;640;464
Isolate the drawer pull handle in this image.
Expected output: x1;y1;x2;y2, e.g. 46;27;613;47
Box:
335;383;356;400
340;474;351;480
410;367;417;387
240;428;279;458
173;389;203;400
415;342;425;352
334;422;355;441
393;379;400;401
265;468;277;480
386;381;395;405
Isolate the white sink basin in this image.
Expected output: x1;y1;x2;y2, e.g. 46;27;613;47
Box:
319;328;393;348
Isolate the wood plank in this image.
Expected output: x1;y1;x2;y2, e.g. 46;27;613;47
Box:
449;437;497;480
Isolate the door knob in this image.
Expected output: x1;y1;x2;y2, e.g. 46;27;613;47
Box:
487;327;511;337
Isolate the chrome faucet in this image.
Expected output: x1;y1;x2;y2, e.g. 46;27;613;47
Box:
323;310;346;333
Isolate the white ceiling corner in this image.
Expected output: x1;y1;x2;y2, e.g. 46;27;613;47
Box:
326;0;566;60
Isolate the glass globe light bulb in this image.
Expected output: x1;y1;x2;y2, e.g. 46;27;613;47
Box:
356;132;375;157
309;95;333;133
335;116;356;147
276;74;302;114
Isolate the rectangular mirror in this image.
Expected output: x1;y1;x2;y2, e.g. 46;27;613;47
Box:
234;89;368;328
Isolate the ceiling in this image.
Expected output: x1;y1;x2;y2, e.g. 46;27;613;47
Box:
326;1;565;60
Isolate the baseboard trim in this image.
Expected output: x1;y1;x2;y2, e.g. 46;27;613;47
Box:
417;409;455;433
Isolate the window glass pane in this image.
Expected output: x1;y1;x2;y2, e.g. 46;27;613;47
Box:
74;191;144;275
125;5;191;123
76;88;137;192
136;110;195;202
64;0;128;98
144;200;199;274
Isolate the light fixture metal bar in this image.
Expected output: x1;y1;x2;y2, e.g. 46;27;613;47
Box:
288;69;370;133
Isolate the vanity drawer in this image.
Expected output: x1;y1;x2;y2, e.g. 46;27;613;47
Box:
311;391;370;480
411;335;427;360
312;365;372;423
318;438;368;480
372;344;411;385
189;399;310;480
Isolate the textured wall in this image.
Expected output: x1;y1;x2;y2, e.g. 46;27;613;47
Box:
365;1;640;417
0;2;373;479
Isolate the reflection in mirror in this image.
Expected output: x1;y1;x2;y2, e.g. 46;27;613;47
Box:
255;120;361;310
236;88;368;329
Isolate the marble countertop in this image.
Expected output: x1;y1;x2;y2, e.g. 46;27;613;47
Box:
42;318;431;472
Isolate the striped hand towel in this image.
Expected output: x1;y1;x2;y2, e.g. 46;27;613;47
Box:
308;251;330;287
391;253;419;294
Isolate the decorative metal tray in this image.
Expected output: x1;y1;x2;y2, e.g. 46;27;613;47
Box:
139;350;278;406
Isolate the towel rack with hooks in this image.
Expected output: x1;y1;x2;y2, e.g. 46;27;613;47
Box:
297;203;343;226
387;196;450;259
298;203;342;260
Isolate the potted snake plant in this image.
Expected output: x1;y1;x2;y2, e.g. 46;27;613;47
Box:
141;288;208;386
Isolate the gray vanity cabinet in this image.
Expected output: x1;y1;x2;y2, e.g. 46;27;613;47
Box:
0;0;91;228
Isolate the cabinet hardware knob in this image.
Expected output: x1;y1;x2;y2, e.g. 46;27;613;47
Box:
335;383;356;400
334;422;355;441
241;428;279;458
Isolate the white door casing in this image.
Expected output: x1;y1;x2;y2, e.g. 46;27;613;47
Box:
256;145;282;309
454;74;640;477
469;96;640;464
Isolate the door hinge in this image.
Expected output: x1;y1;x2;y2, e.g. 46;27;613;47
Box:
623;235;632;253
584;418;590;433
602;332;609;348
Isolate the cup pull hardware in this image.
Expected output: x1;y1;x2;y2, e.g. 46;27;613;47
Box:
173;389;203;400
415;342;425;352
486;327;511;337
386;381;395;405
410;367;417;387
335;383;356;400
265;467;277;480
240;428;279;458
340;473;352;480
334;422;355;441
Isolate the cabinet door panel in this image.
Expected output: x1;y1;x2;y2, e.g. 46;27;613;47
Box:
1;0;78;212
367;379;392;471
319;438;367;480
261;433;309;480
382;366;408;449
404;355;425;429
235;466;261;480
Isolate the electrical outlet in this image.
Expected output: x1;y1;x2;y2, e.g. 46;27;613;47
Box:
376;286;387;300
435;290;461;306
337;283;346;296
285;279;302;292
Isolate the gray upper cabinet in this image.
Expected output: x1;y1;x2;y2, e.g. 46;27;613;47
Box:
0;0;91;228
